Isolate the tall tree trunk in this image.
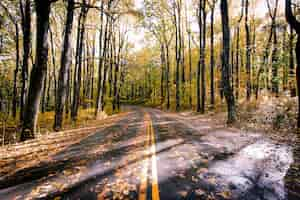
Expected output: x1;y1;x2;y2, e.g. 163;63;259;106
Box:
41;69;47;113
91;35;96;102
71;1;88;121
180;1;185;102
267;0;279;94
255;28;273;98
173;1;181;111
200;0;206;114
271;21;279;95
220;0;236;124
160;44;165;106
101;19;113;111
12;24;20;118
251;17;256;91
235;0;244;100
54;0;75;130
188;30;192;108
210;3;215;107
113;29;122;112
285;0;300;128
19;0;31;122
21;0;52;141
108;35;114;101
65;67;71;117
166;43;171;110
245;0;251;100
49;27;57;100
271;27;279;95
197;0;202;112
46;67;52;110
95;0;108;117
282;26;288;91
108;42;113;98
289;25;296;97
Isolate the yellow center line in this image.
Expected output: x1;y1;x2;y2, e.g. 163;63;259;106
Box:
139;114;150;200
149;117;160;200
139;113;160;200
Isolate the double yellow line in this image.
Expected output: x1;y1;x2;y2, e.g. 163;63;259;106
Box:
139;113;160;200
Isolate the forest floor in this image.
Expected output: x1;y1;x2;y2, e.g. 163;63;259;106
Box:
0;108;116;145
0;103;298;200
234;95;300;200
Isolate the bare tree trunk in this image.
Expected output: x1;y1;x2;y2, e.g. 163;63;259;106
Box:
160;44;165;106
19;0;31;122
54;0;75;130
101;19;114;111
245;0;251;100
21;0;52;141
49;27;57;99
65;67;71;117
282;26;288;91
197;0;202;113
108;41;113;98
251;17;256;92
268;0;279;95
71;1;88;121
41;70;47;113
95;0;108;117
13;24;20;118
220;0;236;124
173;0;181;111
289;25;296;96
200;0;206;113
113;28;122;112
166;43;170;110
285;0;300;128
255;28;273;98
235;0;244;100
45;67;52;110
271;25;279;95
188;30;192;108
91;35;96;102
210;3;215;107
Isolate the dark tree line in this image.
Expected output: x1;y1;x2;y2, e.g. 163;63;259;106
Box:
0;0;130;140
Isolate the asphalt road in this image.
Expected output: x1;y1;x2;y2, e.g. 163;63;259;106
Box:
0;107;293;200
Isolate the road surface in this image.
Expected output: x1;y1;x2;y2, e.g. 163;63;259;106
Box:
0;107;293;200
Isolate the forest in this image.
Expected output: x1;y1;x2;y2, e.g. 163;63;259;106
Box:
0;0;300;200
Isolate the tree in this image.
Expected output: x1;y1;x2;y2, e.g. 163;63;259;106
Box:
21;0;56;141
255;23;273;98
54;0;75;131
289;25;296;97
208;0;216;107
95;0;105;117
267;0;279;95
95;0;112;117
71;0;88;121
235;0;244;100
196;0;201;112
173;0;181;111
19;0;31;122
285;0;300;128
245;0;251;100
220;0;236;123
200;0;207;113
